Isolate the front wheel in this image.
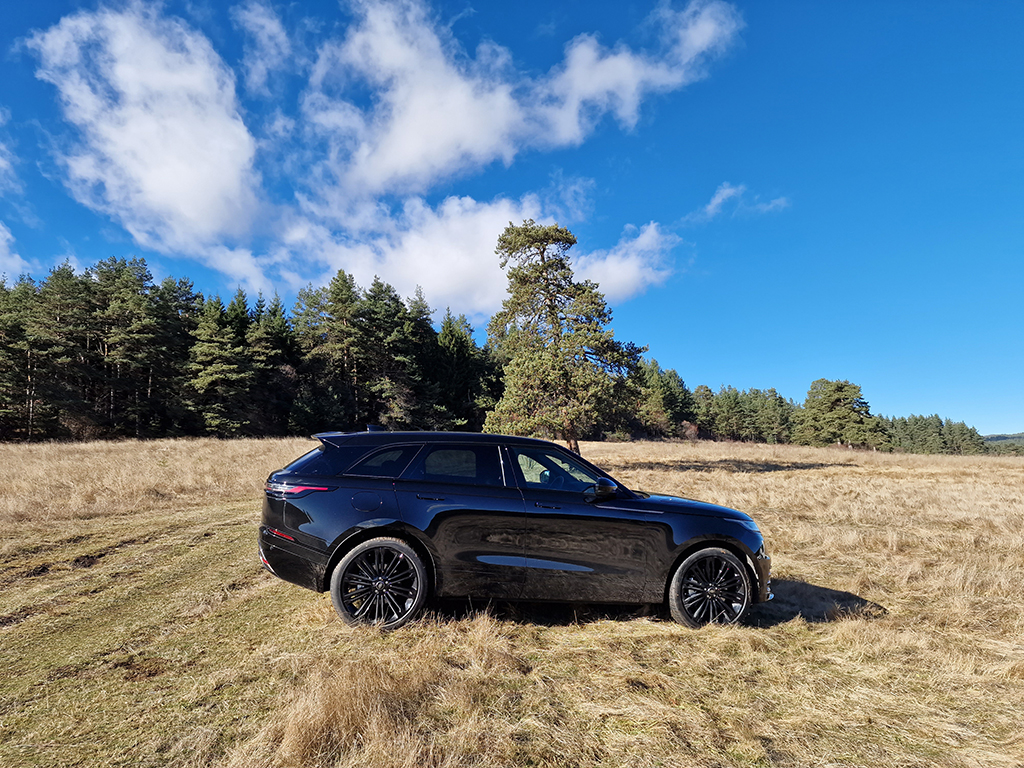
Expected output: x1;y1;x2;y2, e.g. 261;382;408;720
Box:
330;538;428;629
668;547;752;628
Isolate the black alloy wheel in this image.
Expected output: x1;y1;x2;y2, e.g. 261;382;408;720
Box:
668;547;752;628
330;538;427;629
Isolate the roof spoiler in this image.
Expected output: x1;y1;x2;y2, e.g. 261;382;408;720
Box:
313;425;388;448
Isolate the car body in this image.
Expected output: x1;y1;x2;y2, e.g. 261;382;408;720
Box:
258;431;772;628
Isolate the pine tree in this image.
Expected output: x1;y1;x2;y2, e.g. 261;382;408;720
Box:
792;379;886;448
90;257;161;436
712;386;744;441
692;384;715;434
246;294;297;435
484;219;643;453
0;278;35;438
436;310;500;430
185;296;252;436
24;263;98;438
149;277;201;434
353;277;420;429
225;288;252;348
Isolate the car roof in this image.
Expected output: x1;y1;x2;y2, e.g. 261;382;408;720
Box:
314;430;562;450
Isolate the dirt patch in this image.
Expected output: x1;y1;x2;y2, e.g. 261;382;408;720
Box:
0;606;39;628
112;655;171;681
72;553;105;568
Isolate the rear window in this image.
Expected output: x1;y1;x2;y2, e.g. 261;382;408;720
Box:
345;445;422;478
283;446;368;476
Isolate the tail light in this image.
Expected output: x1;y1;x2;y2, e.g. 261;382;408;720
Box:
265;481;331;496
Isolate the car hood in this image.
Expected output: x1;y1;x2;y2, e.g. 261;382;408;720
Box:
634;492;754;522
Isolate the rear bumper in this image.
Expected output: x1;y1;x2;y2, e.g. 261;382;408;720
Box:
258;526;328;592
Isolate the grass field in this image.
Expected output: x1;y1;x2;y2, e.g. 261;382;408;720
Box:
1;437;1022;767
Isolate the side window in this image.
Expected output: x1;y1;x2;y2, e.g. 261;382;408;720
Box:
407;445;504;487
283;446;369;476
345;445;421;478
511;447;601;491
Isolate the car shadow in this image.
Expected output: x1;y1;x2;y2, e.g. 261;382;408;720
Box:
744;578;887;627
427;578;886;628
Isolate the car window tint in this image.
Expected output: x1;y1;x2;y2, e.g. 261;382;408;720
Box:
283;446;368;476
512;447;600;490
408;445;504;487
345;445;421;478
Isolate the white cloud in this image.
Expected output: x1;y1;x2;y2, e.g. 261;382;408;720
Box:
27;2;260;255
749;196;790;214
26;0;744;314
576;222;679;302
0;221;31;280
282;193;544;317
0;109;20;194
683;181;790;223
231;0;292;96
301;0;743;200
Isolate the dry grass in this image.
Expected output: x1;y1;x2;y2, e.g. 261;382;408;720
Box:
1;438;1022;767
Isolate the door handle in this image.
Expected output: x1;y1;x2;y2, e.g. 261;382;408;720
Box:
417;494;445;501
534;502;560;510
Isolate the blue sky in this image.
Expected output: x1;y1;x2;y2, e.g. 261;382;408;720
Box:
0;0;1021;434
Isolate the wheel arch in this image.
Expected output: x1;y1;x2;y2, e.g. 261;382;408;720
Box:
321;524;440;596
661;537;759;605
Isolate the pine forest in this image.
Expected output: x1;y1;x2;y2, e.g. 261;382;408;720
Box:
0;242;1004;455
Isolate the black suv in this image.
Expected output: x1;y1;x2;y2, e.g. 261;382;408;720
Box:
259;431;772;628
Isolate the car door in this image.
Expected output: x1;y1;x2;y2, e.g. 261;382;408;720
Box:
395;443;526;599
510;444;653;604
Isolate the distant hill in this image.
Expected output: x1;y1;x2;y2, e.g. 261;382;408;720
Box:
984;433;1024;445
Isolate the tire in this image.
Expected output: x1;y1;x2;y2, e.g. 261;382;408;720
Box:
329;537;428;629
668;547;752;628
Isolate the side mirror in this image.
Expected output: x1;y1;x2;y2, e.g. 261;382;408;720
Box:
584;477;617;503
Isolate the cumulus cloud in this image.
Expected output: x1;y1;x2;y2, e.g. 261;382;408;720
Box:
231;0;292;95
280;193;544;316
27;2;260;255
576;223;679;302
0;221;31;281
302;0;743;200
683;182;790;223
27;0;745;312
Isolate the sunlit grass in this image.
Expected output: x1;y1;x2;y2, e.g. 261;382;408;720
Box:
1;438;1022;767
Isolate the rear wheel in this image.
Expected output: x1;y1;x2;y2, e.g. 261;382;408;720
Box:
330;538;427;629
668;547;751;628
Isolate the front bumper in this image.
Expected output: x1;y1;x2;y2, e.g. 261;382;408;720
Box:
753;545;773;602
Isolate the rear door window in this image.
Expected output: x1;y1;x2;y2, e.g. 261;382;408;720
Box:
405;445;505;487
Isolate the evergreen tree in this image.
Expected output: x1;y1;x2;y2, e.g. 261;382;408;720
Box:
436;310;496;430
149;277;202;434
224;287;252;348
793;379;886;448
692;384;715;434
24;263;98;438
0;278;35;438
90;257;160;436
754;388;794;444
635;359;696;438
185;296;252;435
246;294;297;435
712;386;744;441
485;220;643;453
352;277;421;429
